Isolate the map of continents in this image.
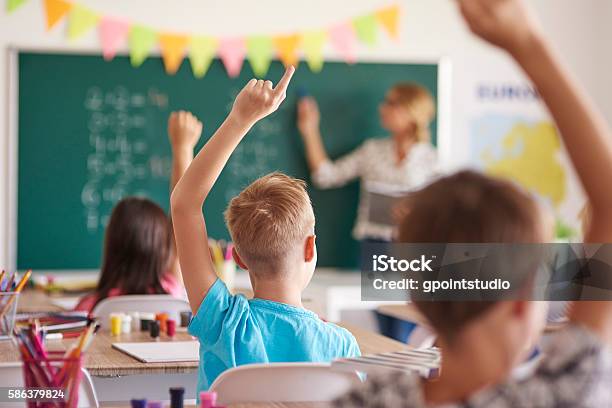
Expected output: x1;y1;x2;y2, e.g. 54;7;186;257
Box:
471;114;566;209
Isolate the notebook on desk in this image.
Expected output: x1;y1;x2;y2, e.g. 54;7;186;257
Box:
112;341;200;363
332;348;441;379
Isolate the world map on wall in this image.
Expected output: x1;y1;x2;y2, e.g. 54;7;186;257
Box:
471;114;568;214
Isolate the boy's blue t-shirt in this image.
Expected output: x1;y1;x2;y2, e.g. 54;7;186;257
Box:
188;278;361;393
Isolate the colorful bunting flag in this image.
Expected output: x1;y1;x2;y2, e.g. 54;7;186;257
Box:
129;25;156;67
17;0;402;78
159;33;189;74
43;0;72;30
273;35;300;68
99;16;130;61
68;4;99;40
189;36;218;78
353;14;378;46
218;37;246;78
7;0;27;13
301;31;327;73
376;4;400;40
329;22;356;64
247;36;273;77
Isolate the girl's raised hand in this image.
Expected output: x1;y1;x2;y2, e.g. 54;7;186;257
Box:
230;66;296;125
168;111;203;152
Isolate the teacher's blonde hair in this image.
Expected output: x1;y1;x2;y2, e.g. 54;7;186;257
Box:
391;83;436;143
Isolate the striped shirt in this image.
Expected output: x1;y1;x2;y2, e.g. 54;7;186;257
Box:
333;325;612;407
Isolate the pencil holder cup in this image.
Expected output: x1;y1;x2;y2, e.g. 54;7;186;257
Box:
0;292;19;339
21;352;84;408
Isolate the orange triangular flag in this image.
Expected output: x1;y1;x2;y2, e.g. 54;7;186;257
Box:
158;33;189;75
273;34;300;68
375;4;400;40
44;0;72;30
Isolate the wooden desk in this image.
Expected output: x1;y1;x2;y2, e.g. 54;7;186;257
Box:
0;322;407;377
0;330;197;377
16;289;67;313
340;322;408;354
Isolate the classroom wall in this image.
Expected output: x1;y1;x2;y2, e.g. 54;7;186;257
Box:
1;0;610;269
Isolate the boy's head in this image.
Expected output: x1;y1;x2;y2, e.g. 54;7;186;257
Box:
399;171;550;369
225;172;316;286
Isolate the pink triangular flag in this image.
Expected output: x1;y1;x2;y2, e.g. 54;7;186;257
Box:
218;37;246;78
99;16;130;61
329;22;356;64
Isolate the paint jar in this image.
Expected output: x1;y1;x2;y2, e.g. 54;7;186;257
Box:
110;313;123;336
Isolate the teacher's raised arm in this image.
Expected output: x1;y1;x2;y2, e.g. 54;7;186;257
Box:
296;84;439;242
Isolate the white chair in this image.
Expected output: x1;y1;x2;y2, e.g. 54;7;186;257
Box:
209;363;362;405
91;295;190;329
0;362;99;407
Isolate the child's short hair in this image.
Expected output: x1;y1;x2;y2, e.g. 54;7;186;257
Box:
398;170;546;341
225;172;315;273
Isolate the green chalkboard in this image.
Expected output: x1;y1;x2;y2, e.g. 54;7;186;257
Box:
17;52;438;270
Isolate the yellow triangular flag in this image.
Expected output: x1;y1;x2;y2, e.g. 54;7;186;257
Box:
375;4;400;40
43;0;72;31
301;31;327;73
68;4;99;40
273;35;300;68
159;33;189;75
189;36;218;78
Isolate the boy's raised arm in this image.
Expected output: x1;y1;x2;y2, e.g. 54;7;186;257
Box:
171;67;295;312
457;0;612;340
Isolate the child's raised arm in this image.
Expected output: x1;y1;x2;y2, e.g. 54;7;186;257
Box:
171;67;295;312
457;0;612;340
168;111;203;192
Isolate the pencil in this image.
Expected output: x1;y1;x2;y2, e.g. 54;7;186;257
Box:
0;270;32;320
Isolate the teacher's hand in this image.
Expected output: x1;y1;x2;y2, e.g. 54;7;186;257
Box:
297;96;321;139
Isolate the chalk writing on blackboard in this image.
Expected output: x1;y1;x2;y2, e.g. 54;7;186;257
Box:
81;86;169;233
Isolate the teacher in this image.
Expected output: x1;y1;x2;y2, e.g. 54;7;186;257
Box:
297;83;439;242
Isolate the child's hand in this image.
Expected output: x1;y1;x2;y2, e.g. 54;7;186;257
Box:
297;97;321;138
457;0;542;56
168;111;203;152
230;66;295;125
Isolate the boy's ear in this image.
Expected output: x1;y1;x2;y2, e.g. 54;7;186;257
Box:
511;300;528;318
304;235;316;262
232;247;248;270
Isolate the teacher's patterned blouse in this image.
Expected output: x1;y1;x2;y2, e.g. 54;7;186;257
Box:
311;138;439;241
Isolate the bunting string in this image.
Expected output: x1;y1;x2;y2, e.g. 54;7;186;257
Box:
7;0;401;78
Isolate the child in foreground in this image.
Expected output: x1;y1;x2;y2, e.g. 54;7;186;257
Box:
171;67;360;393
75;111;202;312
334;0;612;406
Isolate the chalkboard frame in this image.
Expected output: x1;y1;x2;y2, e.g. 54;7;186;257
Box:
5;46;452;272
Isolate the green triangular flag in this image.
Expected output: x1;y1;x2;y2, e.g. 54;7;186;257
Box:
129;25;157;67
7;0;27;13
353;14;378;46
246;36;273;77
68;5;99;40
189;36;218;78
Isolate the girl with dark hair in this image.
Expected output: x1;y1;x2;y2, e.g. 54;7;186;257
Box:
75;111;202;312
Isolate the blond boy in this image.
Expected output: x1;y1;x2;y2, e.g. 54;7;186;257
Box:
171;68;359;394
